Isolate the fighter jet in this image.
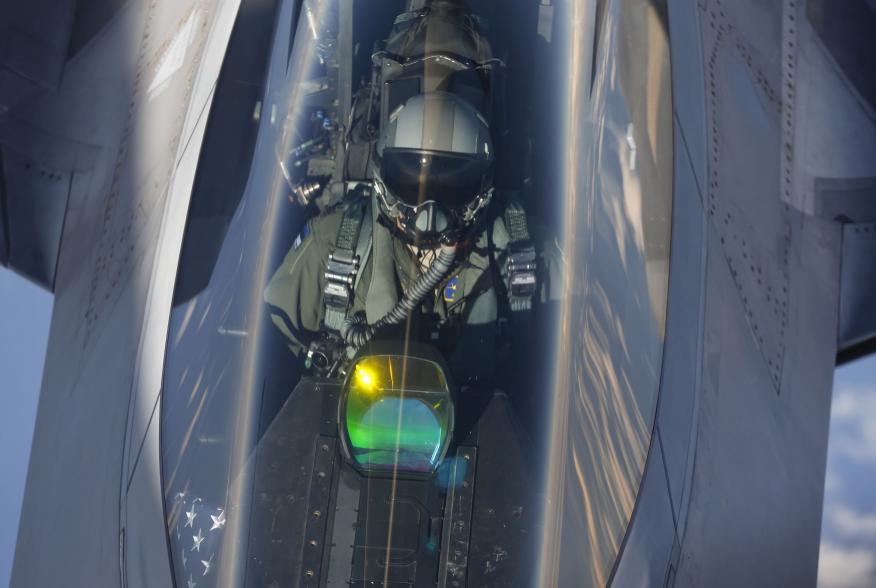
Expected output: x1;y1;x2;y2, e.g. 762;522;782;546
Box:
2;0;875;586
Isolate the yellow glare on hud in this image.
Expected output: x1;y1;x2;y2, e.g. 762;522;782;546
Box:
354;364;380;394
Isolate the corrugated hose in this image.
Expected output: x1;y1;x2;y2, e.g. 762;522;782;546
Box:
340;243;458;350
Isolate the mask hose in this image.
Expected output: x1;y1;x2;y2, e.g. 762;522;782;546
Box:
340;243;458;350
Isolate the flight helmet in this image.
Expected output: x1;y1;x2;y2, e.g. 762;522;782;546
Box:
373;91;494;245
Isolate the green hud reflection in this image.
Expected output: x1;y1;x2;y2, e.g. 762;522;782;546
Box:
344;355;451;474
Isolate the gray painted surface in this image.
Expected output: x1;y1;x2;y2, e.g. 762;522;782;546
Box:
675;218;839;587
124;417;174;588
666;0;707;195
0;0;75;112
2;0;874;585
613;0;870;585
654;122;706;533
609;438;677;587
8;0;230;585
0;0;78;285
0;147;71;288
120;2;244;585
838;223;876;350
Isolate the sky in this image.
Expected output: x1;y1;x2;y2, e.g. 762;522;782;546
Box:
818;356;876;588
0;269;52;588
0;265;873;586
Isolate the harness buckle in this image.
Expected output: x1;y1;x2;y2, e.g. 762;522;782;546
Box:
507;245;537;300
324;251;360;310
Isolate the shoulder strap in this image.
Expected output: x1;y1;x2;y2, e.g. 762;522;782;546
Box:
503;199;538;313
323;198;372;332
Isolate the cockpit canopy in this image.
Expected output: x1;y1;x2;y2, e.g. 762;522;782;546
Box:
160;0;674;586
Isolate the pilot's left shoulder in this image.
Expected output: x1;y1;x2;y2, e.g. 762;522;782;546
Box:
530;221;565;303
487;205;565;302
486;203;561;256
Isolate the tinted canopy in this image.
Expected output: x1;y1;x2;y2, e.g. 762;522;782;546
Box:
160;0;673;586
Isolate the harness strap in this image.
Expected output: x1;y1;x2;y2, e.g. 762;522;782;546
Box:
503;200;537;313
323;199;371;331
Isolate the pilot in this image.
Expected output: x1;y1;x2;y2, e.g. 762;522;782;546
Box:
264;2;559;385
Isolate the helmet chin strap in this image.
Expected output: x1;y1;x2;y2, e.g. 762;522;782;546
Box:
462;187;494;223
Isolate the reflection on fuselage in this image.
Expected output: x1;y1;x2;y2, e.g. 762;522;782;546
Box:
541;0;672;585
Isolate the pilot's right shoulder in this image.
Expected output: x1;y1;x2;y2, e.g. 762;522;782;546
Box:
265;206;349;304
305;204;349;248
271;207;347;276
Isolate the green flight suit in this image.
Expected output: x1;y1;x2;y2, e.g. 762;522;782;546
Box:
264;197;558;384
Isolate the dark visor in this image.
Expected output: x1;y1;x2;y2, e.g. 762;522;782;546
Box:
381;148;491;207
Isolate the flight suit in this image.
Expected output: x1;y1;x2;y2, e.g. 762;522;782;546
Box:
264;196;557;385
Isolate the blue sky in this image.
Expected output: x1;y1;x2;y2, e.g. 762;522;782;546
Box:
818;356;876;588
0;266;873;586
0;269;52;588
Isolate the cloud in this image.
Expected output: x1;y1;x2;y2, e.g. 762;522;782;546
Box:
827;505;876;540
830;385;876;464
818;542;876;588
824;469;842;493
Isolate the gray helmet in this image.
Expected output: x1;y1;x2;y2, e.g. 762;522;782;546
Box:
374;91;494;244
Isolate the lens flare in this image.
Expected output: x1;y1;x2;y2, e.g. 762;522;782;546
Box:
354;364;379;393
